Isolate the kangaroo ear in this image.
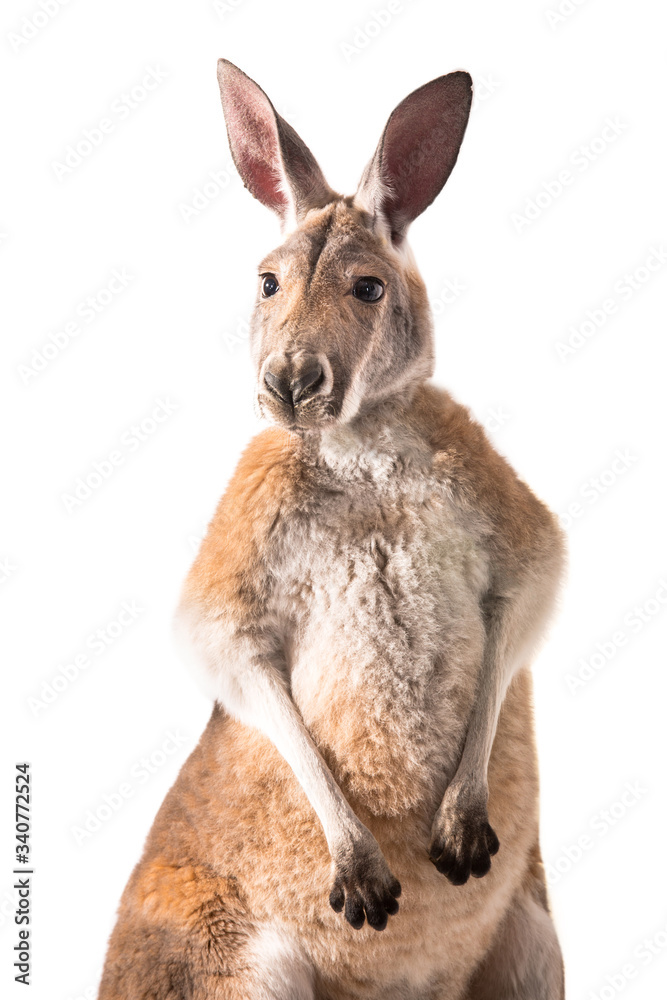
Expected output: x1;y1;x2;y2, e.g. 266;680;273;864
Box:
355;72;473;245
217;59;335;228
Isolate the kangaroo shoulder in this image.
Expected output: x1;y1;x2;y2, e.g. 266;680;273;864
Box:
182;428;307;608
222;427;306;516
414;384;562;556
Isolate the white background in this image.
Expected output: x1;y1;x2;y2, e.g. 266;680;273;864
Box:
2;1;666;997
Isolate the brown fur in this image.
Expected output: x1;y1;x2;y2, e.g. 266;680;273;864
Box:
98;62;565;999
101;671;546;999
100;391;563;1000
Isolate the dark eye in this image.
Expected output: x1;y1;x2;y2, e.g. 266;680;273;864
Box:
261;274;279;298
353;277;384;302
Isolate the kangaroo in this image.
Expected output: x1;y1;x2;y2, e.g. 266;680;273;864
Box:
98;60;566;999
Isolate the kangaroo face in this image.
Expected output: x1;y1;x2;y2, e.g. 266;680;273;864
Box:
250;200;433;431
217;59;472;433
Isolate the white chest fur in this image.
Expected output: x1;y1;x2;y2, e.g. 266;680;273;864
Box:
271;425;491;815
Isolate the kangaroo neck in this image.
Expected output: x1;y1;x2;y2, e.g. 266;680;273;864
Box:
300;387;433;482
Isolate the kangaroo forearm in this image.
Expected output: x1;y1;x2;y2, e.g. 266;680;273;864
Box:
454;661;506;789
455;579;558;789
238;666;365;856
177;602;362;852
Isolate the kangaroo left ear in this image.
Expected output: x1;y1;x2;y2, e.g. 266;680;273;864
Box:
217;59;336;230
355;72;473;245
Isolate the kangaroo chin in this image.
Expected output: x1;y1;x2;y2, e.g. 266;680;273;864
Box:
98;59;566;1000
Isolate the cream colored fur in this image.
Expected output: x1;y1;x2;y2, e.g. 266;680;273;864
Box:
97;60;566;1000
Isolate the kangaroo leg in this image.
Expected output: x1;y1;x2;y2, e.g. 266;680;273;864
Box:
99;937;314;1000
463;887;564;1000
191;927;316;1000
98;861;315;1000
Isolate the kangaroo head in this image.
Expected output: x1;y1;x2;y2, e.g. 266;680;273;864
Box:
217;59;472;432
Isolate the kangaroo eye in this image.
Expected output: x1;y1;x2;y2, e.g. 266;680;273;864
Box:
261;274;279;298
353;277;384;302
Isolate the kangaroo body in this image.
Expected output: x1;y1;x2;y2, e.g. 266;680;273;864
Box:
99;64;565;999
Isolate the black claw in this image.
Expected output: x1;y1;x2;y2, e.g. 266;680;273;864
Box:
330;857;400;930
344;896;365;930
329;884;344;912
430;814;499;886
433;853;453;876
433;847;456;875
365;904;388;931
383;894;399;915
431;855;444;874
428;842;443;864
470;850;492;879
446;865;470;886
432;848;470;885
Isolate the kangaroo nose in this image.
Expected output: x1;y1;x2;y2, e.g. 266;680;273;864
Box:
264;359;324;406
292;363;324;403
264;369;292;404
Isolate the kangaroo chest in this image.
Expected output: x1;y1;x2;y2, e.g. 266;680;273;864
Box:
272;455;491;813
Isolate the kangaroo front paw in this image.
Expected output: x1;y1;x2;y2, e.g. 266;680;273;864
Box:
329;827;401;931
428;783;499;886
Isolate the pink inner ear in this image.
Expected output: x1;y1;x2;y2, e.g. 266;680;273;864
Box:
383;106;445;219
378;74;472;239
223;77;289;213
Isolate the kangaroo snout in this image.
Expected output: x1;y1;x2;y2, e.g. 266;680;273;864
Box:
265;358;324;405
260;352;333;426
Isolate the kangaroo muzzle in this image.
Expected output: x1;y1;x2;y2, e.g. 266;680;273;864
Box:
259;351;335;428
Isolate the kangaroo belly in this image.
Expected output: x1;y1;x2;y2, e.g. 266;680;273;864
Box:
280;481;490;815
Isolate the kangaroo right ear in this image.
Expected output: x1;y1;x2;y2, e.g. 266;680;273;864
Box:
355;72;473;246
217;59;335;230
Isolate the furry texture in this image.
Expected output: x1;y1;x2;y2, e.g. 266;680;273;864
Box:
98;61;566;999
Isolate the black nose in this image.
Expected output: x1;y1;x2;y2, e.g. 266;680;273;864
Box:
264;361;324;407
264;369;292;404
292;363;324;403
